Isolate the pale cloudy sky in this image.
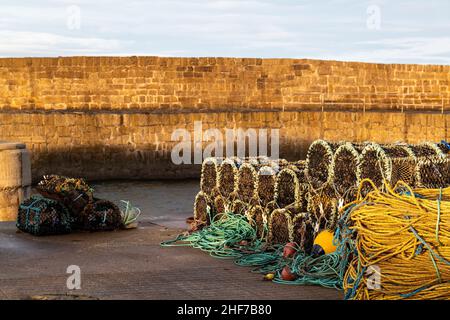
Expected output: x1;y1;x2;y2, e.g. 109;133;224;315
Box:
0;0;449;64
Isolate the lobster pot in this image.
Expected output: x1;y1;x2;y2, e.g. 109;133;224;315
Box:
289;161;309;210
288;160;307;182
300;216;317;255
231;199;247;216
248;205;267;239
256;165;277;208
200;157;219;197
306;184;338;231
268;209;293;245
17;195;73;236
81;199;123;231
213;194;228;216
36;175;93;223
273;158;290;171
292;213;306;245
240;156;272;166
236;163;258;204
193;191;211;224
408;142;444;158
306;140;342;189
217;158;239;199
416;158;450;188
330;143;362;197
274;168;302;211
390;157;419;187
357;143;413;191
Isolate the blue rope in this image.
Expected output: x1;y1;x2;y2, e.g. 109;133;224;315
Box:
440;140;450;151
400;284;432;298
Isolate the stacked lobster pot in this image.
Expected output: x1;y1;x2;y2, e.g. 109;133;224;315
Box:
357;142;446;191
17;175;139;236
268;161;308;246
301;140;343;250
193;139;450;254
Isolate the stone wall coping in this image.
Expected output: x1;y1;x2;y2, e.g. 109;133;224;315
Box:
0;141;26;150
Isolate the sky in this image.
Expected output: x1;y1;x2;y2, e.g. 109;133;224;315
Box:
0;0;449;64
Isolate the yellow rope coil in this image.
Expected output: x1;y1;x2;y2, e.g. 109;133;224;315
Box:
343;178;450;300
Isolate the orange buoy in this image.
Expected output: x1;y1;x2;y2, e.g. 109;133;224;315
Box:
312;230;337;257
281;266;297;281
282;242;297;258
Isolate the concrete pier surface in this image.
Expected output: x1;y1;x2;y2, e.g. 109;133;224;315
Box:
0;221;342;300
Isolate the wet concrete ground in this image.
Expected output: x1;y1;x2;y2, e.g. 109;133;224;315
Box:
1;180;342;300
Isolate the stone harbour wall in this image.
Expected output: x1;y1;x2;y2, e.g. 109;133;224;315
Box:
0;110;448;183
0;56;449;113
0;56;449;184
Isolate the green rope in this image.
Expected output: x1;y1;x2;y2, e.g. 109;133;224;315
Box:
235;245;285;273
161;212;257;258
161;204;357;291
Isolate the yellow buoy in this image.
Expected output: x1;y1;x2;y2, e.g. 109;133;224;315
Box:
263;273;275;281
312;230;337;256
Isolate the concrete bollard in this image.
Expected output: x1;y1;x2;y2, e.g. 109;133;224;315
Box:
0;141;32;221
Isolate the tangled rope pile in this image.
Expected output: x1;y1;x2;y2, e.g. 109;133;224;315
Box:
161;212;263;258
164;139;450;300
343;179;450;300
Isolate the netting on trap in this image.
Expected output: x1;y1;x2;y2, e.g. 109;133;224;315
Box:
306;184;338;231
200;157;219;197
415;157;450;188
357;143;412;191
268;209;293;245
306;140;342;189
408;142;444;158
193;191;211;224
217;158;239;199
17;195;73;236
299;216;317;255
287;160;307;183
231;199;247;215
248;205;267;239
36;175;93;222
292;213;307;246
213;194;229;216
273;168;302;211
236;162;258;204
256;165;277;208
80;199;123;231
330;142;361;197
390;157;419;187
